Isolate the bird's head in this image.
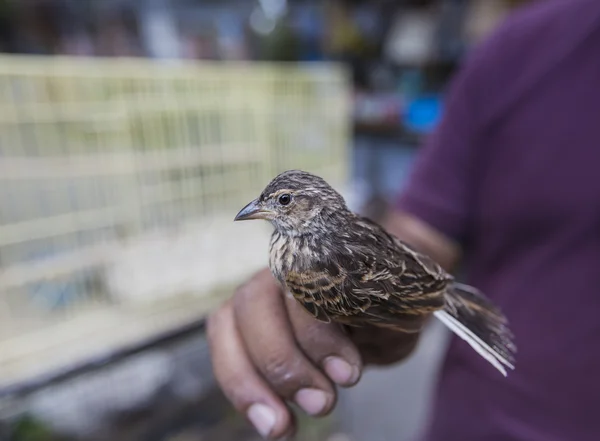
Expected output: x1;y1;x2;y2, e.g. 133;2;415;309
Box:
234;170;350;236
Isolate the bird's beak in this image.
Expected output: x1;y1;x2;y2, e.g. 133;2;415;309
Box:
234;198;272;221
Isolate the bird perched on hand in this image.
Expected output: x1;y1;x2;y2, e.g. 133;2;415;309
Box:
234;170;516;376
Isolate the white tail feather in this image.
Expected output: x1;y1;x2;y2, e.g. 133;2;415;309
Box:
433;310;515;376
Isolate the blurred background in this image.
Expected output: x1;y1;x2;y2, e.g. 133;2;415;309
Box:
0;0;533;440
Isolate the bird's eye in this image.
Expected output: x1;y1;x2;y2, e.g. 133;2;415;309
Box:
278;194;291;206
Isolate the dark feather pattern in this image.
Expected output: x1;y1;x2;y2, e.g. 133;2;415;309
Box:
238;170;516;375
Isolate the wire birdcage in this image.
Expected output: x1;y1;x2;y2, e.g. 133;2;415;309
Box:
0;55;351;398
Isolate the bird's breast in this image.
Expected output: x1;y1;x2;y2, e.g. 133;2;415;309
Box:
269;232;295;281
268;232;321;280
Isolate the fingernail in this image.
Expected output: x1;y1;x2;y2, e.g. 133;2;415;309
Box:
295;388;329;416
247;403;276;439
324;356;360;385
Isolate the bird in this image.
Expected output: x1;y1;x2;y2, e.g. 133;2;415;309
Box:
234;169;516;376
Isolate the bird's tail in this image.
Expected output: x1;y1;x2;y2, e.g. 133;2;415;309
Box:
433;282;516;376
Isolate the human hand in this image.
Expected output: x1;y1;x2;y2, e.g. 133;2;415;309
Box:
207;268;426;439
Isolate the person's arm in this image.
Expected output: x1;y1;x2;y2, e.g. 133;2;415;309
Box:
381;209;462;272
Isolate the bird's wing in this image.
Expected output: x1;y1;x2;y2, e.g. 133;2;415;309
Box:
284;216;451;325
284;259;372;323
344;216;450;319
284;268;339;323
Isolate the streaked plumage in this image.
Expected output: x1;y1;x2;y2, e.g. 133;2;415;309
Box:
234;170;516;376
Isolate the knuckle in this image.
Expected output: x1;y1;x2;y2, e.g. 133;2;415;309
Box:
234;282;255;302
232;285;255;315
233;281;279;316
302;322;347;348
206;301;232;340
237;270;281;300
260;352;307;391
205;312;220;341
304;321;337;342
301;327;338;356
233;279;263;305
300;322;323;342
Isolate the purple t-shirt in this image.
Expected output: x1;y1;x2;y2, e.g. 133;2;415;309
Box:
396;1;600;440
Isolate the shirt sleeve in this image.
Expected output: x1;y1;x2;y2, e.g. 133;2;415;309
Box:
395;44;491;246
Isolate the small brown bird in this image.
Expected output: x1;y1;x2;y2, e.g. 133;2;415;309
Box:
234;170;516;376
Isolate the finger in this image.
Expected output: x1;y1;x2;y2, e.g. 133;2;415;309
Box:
207;300;294;439
344;323;423;365
233;272;337;417
284;295;362;387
